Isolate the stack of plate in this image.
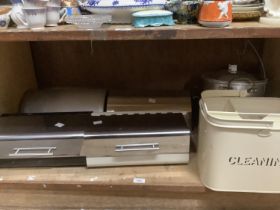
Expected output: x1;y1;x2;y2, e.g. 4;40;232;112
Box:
233;0;264;20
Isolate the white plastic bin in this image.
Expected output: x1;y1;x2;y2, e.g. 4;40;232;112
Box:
198;90;280;193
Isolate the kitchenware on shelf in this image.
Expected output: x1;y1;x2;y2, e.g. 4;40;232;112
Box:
132;10;174;28
22;7;46;29
47;0;61;6
62;6;81;17
202;64;267;97
0;6;11;30
10;0;28;29
65;14;111;28
62;0;78;6
259;0;280;25
78;0;166;23
82;112;190;167
106;90;192;115
0;112;89;167
0;11;11;29
202;40;268;96
198;0;232;28
164;0;200;24
233;2;264;20
22;0;49;8
20;88;107;114
46;6;67;26
198;89;280;193
233;10;263;20
233;0;260;4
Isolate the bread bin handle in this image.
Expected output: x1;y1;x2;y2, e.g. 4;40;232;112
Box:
115;143;160;152
9;147;56;157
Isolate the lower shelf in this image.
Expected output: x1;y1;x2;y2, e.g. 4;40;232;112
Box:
0;154;204;193
0;155;280;209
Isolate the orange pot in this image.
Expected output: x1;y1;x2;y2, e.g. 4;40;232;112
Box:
199;0;232;27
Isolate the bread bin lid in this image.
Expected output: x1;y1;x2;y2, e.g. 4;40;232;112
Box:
200;90;280;130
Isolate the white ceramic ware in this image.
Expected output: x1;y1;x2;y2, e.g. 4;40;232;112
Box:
259;0;280;25
46;6;66;26
78;0;166;23
232;0;257;5
47;0;61;6
22;0;49;7
10;1;29;29
0;12;11;30
264;0;280;17
23;7;46;29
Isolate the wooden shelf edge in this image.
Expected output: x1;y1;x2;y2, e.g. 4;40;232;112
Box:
1;22;280;41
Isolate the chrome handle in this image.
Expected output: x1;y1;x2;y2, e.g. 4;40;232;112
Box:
9;147;56;157
115;143;159;152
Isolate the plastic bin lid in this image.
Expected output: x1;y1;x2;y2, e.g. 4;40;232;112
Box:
200;90;280;130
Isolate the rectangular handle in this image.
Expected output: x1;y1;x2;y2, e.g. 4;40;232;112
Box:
9;147;56;157
115;143;159;152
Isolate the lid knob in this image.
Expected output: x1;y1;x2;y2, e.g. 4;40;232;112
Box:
228;64;238;74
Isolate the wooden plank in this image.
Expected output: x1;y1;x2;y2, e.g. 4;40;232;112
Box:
0;155;279;209
31;40;263;90
263;39;280;97
0;42;37;113
1;22;280;41
0;188;280;209
0;155;204;193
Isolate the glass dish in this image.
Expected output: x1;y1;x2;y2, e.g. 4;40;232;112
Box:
65;14;112;29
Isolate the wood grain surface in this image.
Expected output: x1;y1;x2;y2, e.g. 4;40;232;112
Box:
0;22;280;41
0;42;37;114
0;155;202;193
0;155;279;209
31;39;263;91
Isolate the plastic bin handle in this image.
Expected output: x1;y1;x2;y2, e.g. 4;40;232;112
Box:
199;100;274;130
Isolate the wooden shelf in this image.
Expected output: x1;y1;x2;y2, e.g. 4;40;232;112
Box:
1;155;280;209
0;155;204;193
1;22;280;41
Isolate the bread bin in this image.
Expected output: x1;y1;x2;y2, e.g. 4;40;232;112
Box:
20;87;106;113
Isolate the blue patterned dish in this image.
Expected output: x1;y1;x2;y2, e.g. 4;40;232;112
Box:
78;0;166;23
132;10;174;27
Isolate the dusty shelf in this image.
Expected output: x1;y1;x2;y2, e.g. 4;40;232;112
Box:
0;154;204;193
1;22;280;41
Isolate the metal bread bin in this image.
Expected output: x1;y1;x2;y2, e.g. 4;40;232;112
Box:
198;90;280;193
20;87;107;114
82;112;190;168
0;113;89;167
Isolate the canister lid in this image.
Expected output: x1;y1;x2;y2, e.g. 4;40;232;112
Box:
132;10;172;17
203;65;257;84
